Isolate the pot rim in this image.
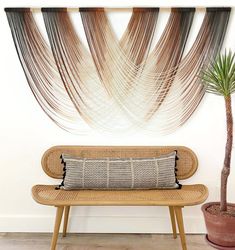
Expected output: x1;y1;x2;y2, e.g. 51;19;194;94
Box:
202;202;235;221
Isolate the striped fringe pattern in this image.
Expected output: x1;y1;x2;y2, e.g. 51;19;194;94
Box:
5;7;231;134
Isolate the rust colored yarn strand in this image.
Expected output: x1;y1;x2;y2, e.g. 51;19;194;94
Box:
142;8;231;134
79;8;194;123
5;9;90;133
42;8;157;110
4;7;231;134
42;8;160;129
42;8;153;131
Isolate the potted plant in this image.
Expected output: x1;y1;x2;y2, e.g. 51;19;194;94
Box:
200;50;235;249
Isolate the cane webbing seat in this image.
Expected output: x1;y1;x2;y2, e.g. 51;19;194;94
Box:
32;146;208;250
32;184;208;206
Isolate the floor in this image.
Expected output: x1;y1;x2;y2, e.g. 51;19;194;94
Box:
0;233;213;250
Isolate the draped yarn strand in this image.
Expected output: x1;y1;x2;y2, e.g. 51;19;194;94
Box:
5;7;231;134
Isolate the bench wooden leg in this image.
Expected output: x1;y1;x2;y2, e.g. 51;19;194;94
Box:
63;206;70;237
50;206;64;250
175;206;187;250
169;206;177;239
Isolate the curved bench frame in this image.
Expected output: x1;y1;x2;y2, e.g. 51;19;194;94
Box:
32;145;208;250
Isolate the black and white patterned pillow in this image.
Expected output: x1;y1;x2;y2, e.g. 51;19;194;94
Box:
58;151;180;190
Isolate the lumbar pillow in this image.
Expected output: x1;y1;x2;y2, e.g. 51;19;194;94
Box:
58;151;180;190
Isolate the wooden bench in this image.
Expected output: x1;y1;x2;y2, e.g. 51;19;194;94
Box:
32;146;208;250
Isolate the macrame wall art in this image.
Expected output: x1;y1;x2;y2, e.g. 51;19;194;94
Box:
5;7;231;134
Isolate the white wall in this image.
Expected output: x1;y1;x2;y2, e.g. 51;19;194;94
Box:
1;0;235;233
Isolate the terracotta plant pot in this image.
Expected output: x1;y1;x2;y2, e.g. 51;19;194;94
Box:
202;202;235;249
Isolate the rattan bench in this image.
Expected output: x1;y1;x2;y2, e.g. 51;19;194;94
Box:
32;146;208;250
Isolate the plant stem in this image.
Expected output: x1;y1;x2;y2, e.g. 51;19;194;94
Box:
220;95;233;212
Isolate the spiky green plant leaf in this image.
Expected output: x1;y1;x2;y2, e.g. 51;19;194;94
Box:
200;50;235;97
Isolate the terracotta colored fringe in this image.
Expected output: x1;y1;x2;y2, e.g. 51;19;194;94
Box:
5;8;231;134
5;8;86;132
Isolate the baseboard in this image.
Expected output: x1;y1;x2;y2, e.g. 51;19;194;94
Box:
0;215;207;233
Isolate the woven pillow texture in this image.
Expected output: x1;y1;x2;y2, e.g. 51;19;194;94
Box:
59;151;180;190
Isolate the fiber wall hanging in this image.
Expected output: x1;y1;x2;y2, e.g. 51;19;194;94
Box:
5;7;231;134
